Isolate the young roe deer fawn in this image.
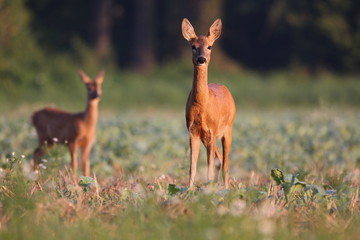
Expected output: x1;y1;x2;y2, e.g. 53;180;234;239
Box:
182;18;236;188
32;70;104;176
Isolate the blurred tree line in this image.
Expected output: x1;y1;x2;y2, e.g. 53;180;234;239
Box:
0;0;359;93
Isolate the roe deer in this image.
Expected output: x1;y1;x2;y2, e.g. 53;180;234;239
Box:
182;18;236;188
32;70;104;176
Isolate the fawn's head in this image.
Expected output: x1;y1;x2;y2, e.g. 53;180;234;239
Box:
79;70;105;100
182;18;222;67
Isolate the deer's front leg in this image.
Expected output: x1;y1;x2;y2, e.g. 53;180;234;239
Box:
81;144;92;176
69;143;78;172
189;133;200;188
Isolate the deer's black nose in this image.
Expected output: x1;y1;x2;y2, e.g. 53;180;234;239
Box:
89;91;100;99
197;57;206;64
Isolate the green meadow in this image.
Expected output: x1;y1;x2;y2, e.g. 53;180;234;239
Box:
0;80;359;239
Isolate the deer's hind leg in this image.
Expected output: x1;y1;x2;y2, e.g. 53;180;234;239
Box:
33;142;53;170
222;128;233;189
204;134;217;183
214;145;223;183
33;146;43;170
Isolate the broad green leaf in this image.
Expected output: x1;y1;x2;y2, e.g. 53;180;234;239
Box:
305;184;327;196
79;176;96;192
168;184;180;195
79;176;95;186
271;168;285;185
284;174;300;186
289;182;306;194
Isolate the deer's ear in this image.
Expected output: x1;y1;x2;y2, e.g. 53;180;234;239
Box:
208;18;222;41
96;70;105;84
182;18;197;41
78;69;92;84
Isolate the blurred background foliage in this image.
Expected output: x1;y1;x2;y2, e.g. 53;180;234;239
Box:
0;0;359;111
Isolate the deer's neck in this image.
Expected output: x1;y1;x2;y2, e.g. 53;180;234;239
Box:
192;66;209;105
84;99;99;128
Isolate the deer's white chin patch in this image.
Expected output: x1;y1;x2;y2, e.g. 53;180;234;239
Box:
195;63;206;66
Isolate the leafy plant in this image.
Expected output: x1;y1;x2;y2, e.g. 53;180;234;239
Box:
78;176;97;192
3;152;23;171
271;168;327;203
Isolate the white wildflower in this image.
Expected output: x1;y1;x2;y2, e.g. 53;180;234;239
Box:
39;163;47;169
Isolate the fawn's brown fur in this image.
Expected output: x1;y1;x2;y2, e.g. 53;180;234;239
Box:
32;70;104;176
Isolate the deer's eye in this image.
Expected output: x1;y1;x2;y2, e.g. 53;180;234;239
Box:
208;46;212;50
191;45;196;50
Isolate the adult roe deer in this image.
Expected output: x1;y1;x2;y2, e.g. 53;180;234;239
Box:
32;70;104;176
182;18;236;188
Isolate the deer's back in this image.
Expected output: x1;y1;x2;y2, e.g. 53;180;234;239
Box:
32;108;81;144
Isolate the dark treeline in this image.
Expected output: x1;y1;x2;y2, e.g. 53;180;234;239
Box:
25;0;359;72
1;0;360;109
0;0;359;93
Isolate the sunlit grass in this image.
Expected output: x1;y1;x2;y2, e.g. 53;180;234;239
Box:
0;108;359;240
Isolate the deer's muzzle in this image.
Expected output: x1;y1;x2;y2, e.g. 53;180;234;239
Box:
196;57;206;65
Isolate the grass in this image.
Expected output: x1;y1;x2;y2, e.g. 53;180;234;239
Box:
1;63;360;112
0;108;359;240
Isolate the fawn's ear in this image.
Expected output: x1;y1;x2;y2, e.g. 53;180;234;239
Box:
208;18;222;41
182;18;197;41
95;70;105;84
78;69;92;84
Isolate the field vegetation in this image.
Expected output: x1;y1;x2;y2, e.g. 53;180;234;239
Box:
0;107;359;240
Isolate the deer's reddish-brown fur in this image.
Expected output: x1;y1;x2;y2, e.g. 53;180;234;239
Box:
182;18;236;188
32;70;104;176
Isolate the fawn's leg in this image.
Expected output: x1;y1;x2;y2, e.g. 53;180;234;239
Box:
81;144;92;176
69;143;78;173
34;143;53;170
33;146;44;170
